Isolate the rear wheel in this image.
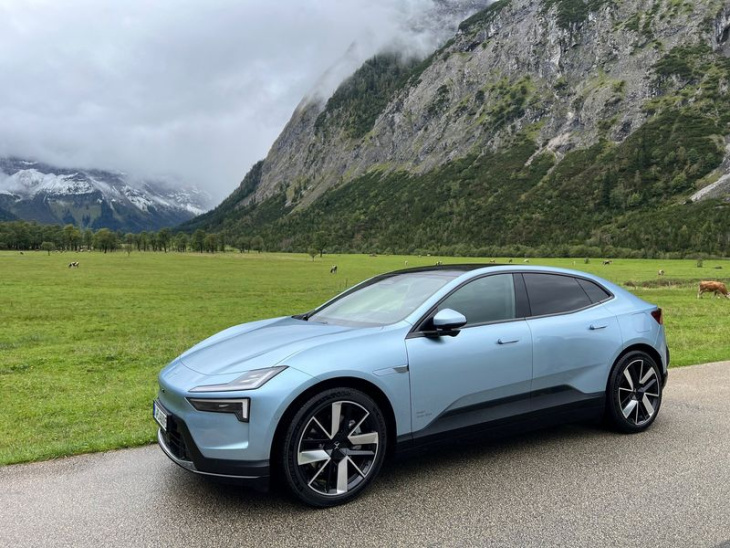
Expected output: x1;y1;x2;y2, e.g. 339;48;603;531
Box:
281;388;387;507
606;351;663;433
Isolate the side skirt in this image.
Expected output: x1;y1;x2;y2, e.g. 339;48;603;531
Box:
394;396;605;458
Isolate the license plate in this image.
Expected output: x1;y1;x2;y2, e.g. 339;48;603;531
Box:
153;400;168;432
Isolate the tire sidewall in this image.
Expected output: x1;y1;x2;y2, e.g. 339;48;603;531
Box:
607;351;663;433
281;387;387;507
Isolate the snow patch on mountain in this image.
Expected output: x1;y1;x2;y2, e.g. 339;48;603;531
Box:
0;169;96;197
0;158;210;213
0;157;212;231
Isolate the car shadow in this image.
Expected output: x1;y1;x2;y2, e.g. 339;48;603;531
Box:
157;419;625;514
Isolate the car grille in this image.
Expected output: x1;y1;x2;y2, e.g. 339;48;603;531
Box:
162;415;192;462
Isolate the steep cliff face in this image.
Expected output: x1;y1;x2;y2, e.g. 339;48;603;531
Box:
194;0;730;255
251;0;730;206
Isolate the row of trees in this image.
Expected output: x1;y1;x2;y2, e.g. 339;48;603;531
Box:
1;220;727;261
0;221;271;254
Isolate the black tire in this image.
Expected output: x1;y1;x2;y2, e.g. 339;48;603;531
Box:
280;388;387;507
605;351;663;433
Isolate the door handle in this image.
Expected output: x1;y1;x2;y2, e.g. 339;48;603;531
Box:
497;338;520;345
589;324;608;330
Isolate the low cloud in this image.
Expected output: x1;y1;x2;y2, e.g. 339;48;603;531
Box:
0;0;485;201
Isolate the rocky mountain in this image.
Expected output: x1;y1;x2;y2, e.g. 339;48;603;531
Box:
0;158;211;232
189;0;730;256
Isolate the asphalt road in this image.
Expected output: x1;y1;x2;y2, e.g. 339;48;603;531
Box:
2;362;730;548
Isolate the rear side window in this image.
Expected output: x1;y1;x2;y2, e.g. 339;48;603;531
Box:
577;278;612;304
523;274;592;316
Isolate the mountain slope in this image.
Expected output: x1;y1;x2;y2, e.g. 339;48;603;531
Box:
0;158;211;232
192;0;730;256
0;205;16;221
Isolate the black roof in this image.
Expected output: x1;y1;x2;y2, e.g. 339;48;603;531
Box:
387;264;507;276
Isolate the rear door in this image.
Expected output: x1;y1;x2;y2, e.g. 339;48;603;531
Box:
406;273;533;438
521;273;621;411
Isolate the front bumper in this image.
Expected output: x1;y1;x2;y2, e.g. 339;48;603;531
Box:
156;406;269;489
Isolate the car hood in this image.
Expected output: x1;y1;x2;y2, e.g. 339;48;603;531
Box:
177;316;363;376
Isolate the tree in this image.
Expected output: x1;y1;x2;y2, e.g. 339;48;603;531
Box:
308;247;318;261
138;231;149;252
40;241;55;255
235;236;250;253
313;231;328;258
121;243;134;256
204;233;218;253
62;224;81;251
83;229;94;250
174;233;189;252
158;228;171;253
148;231;159;252
192;230;206;253
251;235;264;253
93;228;117;253
218;230;228;252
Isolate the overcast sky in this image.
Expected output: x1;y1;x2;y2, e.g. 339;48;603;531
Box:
0;0;478;203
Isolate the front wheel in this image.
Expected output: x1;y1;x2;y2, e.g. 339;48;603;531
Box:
605;351;663;433
281;388;387;507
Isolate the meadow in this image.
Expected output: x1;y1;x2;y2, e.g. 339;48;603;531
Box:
1;250;729;465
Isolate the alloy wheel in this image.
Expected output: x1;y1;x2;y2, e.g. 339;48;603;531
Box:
617;358;661;427
296;400;380;497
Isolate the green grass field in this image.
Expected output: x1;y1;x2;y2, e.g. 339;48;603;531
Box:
1;251;729;465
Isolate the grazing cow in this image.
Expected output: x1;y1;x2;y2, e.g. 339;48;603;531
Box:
697;280;730;299
19;251;24;255
602;260;613;265
68;261;79;268
330;265;338;274
435;261;443;266
658;269;665;276
508;259;513;264
489;259;496;264
715;266;723;270
404;260;409;267
523;259;530;263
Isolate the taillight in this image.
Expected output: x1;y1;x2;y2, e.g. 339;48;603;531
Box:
651;308;663;325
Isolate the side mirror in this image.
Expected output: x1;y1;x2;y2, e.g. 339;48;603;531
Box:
431;308;467;337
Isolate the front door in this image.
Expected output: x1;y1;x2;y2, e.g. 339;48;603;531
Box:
405;274;533;438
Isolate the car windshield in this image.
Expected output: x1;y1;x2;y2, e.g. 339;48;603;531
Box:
308;271;461;327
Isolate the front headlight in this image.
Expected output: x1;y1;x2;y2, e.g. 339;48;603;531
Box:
187;398;250;422
189;365;287;393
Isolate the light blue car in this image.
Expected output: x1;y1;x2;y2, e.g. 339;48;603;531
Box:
154;265;668;506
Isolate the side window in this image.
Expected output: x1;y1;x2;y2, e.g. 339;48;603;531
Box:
523;274;592;316
577;278;612;303
438;274;516;326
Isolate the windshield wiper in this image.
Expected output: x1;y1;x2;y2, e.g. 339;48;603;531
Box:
293;311;314;321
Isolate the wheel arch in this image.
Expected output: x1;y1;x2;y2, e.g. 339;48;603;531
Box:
607;343;665;392
270;376;398;474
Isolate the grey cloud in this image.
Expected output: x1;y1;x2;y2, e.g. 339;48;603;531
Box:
0;0;483;202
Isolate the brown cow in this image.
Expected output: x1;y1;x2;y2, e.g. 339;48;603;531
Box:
697;281;730;299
